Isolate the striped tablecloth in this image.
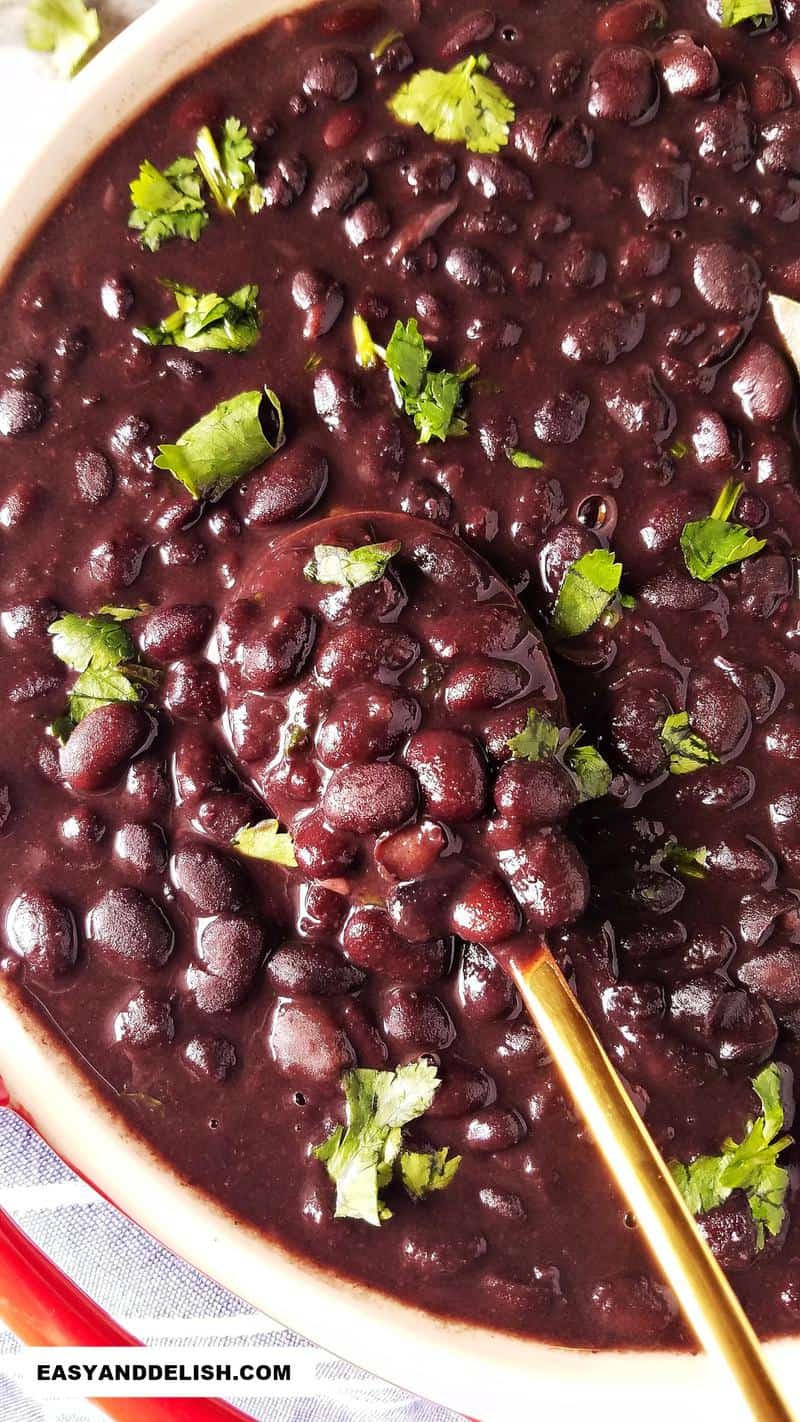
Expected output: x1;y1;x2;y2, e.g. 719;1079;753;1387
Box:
0;5;459;1420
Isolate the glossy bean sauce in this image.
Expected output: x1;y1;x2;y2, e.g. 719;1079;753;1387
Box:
2;0;800;1349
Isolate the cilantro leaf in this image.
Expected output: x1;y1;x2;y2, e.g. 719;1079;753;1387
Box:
232;819;297;868
68;667;140;723
135;281;261;353
399;1147;462;1200
384;318;429;396
660;841;709;879
313;1061;458;1225
720;0;773;25
506;709;611;801
154;387;284;501
129;158;209;252
550;548;625;640
408;368;471;442
356;316;474;443
304;540;401;588
48;606;149;736
509;449;544;469
195;117;265;215
25;0;100;78
507;708;561;761
49;611;136;673
568;743;613;801
659;711;719;775
387;53;515;154
670;1063;793;1249
680;478;765;582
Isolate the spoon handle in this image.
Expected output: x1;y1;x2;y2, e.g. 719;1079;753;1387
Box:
510;946;794;1422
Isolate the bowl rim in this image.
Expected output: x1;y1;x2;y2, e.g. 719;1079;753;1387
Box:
0;1;797;1416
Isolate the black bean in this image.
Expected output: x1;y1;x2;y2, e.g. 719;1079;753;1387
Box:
6;890;77;977
0;387;45;437
60;704;153;792
302;50;358;103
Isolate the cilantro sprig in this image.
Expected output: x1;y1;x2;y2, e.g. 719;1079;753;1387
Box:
232;819;297;868
314;1061;460;1225
25;0;100;78
154;387;284;501
304;540;401;589
129;116;264;250
659;711;719;775
550;548;629;640
387;53;515;154
194;117;265;215
720;0;773;25
680;479;765;583
135;281;261;353
353;315;475;443
129;158;209;252
671;1063;793;1249
507;708;612;803
48;606;151;739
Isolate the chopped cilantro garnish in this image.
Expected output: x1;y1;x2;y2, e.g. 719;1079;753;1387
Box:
67;667;140;723
135;281;261;353
48;606;149;738
670;1063;793;1249
568;742;613;801
304;540;401;589
129;158;209;252
669;440;689;460
154;387;284;501
507;708;561;762
399;1148;461;1200
232;819;297;868
720;0;773;25
508;449;544;469
194;117;265;215
507;709;611;802
659;711;719;775
314;1061;460;1225
387;53;515;154
25;0;100;77
660;841;709;879
49;606;138;673
550;548;625;640
354;315;475;442
680;478;765;583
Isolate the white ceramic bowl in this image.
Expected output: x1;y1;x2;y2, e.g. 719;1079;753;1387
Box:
0;4;796;1416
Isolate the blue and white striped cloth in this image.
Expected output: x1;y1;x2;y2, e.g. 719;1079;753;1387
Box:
0;5;459;1419
0;1111;460;1420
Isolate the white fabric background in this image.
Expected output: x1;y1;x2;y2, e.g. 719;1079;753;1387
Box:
0;5;460;1420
